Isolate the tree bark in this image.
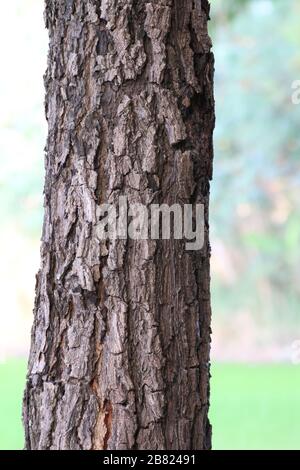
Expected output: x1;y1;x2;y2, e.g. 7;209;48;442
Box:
23;0;214;450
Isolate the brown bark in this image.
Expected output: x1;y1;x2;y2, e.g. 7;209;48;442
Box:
23;0;215;450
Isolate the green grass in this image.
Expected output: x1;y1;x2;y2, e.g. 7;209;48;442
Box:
210;363;300;450
0;359;26;450
1;360;300;450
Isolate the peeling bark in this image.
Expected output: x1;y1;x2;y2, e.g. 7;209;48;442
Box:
23;0;215;450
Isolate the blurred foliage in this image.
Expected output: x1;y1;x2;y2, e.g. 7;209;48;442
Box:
0;1;46;237
211;0;253;24
210;0;300;356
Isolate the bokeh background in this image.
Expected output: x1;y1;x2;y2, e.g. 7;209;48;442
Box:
0;0;300;450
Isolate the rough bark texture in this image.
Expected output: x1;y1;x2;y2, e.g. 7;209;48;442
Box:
23;0;214;450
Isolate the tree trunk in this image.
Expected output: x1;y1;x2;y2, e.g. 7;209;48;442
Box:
23;0;214;450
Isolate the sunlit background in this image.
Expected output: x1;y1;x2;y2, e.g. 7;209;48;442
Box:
0;0;299;450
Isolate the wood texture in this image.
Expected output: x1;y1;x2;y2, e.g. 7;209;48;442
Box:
23;0;215;450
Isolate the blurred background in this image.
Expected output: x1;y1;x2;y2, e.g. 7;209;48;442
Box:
0;0;299;450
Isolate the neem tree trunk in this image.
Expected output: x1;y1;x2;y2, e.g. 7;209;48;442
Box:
23;0;214;450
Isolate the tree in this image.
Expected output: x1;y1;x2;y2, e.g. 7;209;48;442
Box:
23;0;214;450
